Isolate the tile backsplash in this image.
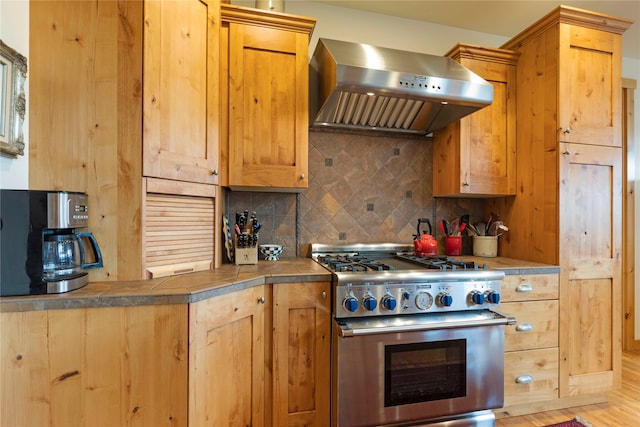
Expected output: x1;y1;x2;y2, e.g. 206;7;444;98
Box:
226;130;483;260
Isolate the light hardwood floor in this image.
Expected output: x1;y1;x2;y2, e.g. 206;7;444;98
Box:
496;350;640;426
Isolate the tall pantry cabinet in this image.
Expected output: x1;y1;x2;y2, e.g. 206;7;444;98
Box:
488;5;632;409
29;0;221;281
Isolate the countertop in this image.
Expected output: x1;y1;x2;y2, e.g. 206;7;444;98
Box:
0;256;558;312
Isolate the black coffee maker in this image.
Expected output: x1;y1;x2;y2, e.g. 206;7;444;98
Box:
0;190;103;296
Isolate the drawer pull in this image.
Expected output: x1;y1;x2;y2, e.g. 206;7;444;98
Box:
515;322;533;332
515;375;533;384
515;283;533;292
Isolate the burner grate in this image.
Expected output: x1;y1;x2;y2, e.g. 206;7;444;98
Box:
395;253;486;271
317;254;396;272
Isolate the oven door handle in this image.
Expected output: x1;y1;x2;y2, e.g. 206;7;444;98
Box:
336;311;516;337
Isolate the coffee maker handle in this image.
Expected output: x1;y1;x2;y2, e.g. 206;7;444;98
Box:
77;232;104;269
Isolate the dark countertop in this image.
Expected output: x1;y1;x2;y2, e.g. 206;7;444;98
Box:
0;256;558;312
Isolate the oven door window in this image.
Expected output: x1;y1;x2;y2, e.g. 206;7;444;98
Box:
384;339;466;407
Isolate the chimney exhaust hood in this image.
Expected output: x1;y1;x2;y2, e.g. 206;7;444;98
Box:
309;39;494;136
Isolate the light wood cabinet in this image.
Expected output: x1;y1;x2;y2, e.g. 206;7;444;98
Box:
272;282;331;426
500;274;560;411
188;281;331;427
220;4;315;191
0;305;188;427
189;286;266;427
488;5;631;414
433;44;518;197
29;0;222;280
143;0;220;184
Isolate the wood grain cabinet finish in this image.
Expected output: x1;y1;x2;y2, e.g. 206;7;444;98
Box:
188;282;331;427
29;0;222;280
0;306;188;427
500;274;560;411
143;0;220;184
488;5;631;414
189;286;266;427
220;5;315;191
272;282;331;426
433;44;518;197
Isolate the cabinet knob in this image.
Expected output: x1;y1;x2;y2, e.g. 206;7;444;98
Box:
300;174;305;180
462;182;470;187
515;283;533;293
562;148;572;155
322;291;327;300
258;296;265;304
209;169;219;176
515;374;533;384
515;322;533;332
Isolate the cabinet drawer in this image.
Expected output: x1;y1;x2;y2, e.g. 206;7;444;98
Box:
504;348;559;407
501;274;559;302
502;301;558;351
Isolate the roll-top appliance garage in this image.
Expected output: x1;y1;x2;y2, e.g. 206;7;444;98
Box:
309;39;494;135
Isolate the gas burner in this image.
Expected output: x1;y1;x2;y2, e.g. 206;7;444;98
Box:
318;254;396;272
395;253;487;271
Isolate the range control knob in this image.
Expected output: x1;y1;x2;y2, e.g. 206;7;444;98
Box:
344;296;359;313
381;294;397;311
363;294;378;311
469;291;485;305
486;290;501;304
438;292;453;307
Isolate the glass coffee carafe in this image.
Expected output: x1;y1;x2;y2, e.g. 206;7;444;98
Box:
42;230;103;282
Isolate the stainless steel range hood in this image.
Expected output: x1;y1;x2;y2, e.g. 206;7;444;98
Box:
309;39;494;136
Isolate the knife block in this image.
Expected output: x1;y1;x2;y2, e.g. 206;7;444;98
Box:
234;240;258;265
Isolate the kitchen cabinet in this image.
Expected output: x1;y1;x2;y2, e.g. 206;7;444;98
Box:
189;285;266;427
188;281;331;427
143;0;220;184
219;4;315;190
29;0;222;281
486;5;630;413
500;274;560;411
272;282;331;426
433;44;518;197
0;305;188;427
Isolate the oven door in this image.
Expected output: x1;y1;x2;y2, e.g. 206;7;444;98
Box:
332;310;514;427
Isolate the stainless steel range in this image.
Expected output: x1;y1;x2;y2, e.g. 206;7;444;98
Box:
311;243;515;427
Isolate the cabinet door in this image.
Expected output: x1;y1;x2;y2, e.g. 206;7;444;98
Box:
143;0;219;184
189;286;266;427
558;25;622;147
0;306;188;427
433;46;517;197
272;282;331;426
559;142;622;397
227;23;309;189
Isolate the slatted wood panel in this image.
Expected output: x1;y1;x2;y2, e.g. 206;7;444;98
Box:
144;193;214;278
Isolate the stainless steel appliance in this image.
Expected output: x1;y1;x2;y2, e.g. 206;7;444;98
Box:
311;243;514;427
0;190;103;296
309;39;494;136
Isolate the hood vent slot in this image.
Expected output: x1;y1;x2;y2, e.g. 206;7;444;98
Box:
310;39;493;136
332;92;428;130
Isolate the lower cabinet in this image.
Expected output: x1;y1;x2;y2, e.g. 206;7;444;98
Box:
272;282;331;426
1;282;331;427
188;281;331;427
189;285;266;427
0;305;189;427
500;273;560;412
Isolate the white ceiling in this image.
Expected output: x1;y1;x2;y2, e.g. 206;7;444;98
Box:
309;1;640;60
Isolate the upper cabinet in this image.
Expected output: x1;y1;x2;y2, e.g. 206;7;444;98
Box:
556;24;624;147
143;0;220;184
220;5;315;191
29;0;222;281
433;44;519;197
